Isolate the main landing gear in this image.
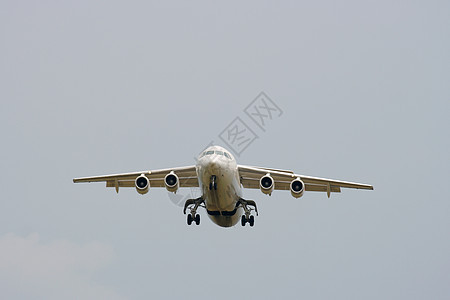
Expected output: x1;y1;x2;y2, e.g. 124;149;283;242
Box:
241;215;254;227
183;197;204;226
187;213;200;225
238;198;258;227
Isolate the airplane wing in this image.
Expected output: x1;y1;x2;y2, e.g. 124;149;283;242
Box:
73;165;198;192
238;165;373;197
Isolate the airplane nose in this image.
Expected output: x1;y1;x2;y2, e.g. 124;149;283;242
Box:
210;160;218;170
208;157;222;171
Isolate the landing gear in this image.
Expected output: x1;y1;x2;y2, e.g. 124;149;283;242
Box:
184;197;204;226
195;214;200;225
241;215;255;227
187;214;200;225
209;175;217;190
238;198;258;227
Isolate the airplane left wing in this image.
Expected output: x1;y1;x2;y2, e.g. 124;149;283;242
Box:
238;165;373;197
73;165;198;192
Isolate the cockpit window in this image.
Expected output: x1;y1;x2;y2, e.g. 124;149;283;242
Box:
215;151;224;156
206;151;214;155
224;152;231;159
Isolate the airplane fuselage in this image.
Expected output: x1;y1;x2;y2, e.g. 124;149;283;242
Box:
196;146;243;227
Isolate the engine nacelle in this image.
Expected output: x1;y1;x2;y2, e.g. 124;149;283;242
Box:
135;174;150;195
290;178;305;198
164;171;179;193
260;174;274;195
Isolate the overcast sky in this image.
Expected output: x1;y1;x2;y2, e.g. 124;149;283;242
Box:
1;1;449;299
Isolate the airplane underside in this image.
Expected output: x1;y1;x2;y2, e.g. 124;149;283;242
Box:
183;172;258;227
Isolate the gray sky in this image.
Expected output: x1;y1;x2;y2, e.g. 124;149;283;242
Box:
1;1;449;299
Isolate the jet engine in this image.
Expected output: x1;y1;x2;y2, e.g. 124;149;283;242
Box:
290;178;305;198
135;174;150;195
259;174;274;195
164;171;179;193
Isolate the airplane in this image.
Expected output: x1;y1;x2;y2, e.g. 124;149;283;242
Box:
73;145;373;227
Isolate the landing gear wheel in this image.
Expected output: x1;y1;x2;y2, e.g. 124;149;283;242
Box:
249;215;255;227
209;183;213;190
241;215;246;226
195;214;200;225
214;182;217;190
187;214;193;225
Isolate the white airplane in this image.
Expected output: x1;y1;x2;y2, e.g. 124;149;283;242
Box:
73;145;373;227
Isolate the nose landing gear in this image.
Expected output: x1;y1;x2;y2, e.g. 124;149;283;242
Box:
209;175;217;190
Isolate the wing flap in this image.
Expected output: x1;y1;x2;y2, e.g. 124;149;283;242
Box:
106;180;135;188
